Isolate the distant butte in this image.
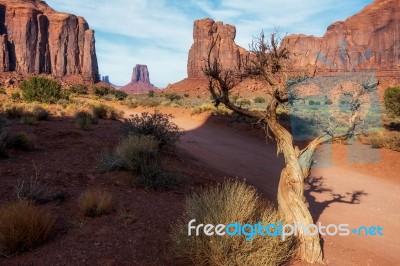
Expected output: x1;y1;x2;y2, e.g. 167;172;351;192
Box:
121;64;158;94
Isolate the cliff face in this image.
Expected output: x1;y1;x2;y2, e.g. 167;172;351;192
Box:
187;18;249;78
121;64;158;94
131;64;150;83
0;0;99;82
284;0;400;73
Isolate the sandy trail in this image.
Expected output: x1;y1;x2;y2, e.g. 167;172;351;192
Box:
123;107;400;265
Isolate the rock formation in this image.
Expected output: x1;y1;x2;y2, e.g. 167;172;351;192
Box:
121;64;158;94
102;76;110;84
0;0;99;82
284;0;400;73
187;18;249;78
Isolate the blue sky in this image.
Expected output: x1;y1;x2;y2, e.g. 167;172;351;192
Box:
46;0;373;87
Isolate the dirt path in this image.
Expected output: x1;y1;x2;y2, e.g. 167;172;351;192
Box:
122;106;400;265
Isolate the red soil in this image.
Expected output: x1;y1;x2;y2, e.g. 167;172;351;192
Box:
0;105;399;265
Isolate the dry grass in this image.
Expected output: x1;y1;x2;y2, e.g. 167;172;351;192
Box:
78;190;113;217
0;201;55;255
362;129;400;152
171;179;296;266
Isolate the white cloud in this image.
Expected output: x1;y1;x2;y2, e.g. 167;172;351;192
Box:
45;0;373;87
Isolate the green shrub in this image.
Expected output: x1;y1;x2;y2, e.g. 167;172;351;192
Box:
30;106;50;121
171;179;296;265
384;86;400;116
11;92;21;101
20;116;38;126
5;105;25;119
20;76;63;103
253;97;266;103
121;112;183;149
90;104;122;120
165;93;182;101
148;90;155;98
97;135;180;190
315;101;320;105
75;111;95;130
325;99;333;105
134;169;180;191
92;86;111;97
91;104;108;119
7;132;35;151
309;100;315;105
115;135;159;173
69;84;88;95
184;93;190;98
0;201;55;255
96;149;125;172
92;86;127;100
112;90;128;101
0;118;10;158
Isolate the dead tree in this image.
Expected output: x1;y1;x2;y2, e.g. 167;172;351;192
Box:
203;31;376;263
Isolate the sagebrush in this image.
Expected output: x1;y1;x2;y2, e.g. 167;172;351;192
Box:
121;111;183;149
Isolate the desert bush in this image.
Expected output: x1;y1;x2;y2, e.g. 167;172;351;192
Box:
7;132;35;151
253;96;266;103
75;111;95;130
0;87;6;94
29;105;50;121
97;135;180;190
69;84;88;95
90;104;122;120
78;189;113;217
237;98;251;108
134;169;180;191
20;116;38;126
384;86;400;116
16;169;48;204
11;92;21;101
20;76;63;103
115;134;159;173
0;201;55;255
0;118;10;158
92;86;111;96
113;90;128;101
165;92;182;101
96;149;125;172
93;86;127;100
309;100;315;105
191;103;231;116
91;104;108;119
4;105;25;120
171;179;296;265
184;93;190;98
363;129;400;151
121;112;183;149
148;90;155;98
325;99;333;105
